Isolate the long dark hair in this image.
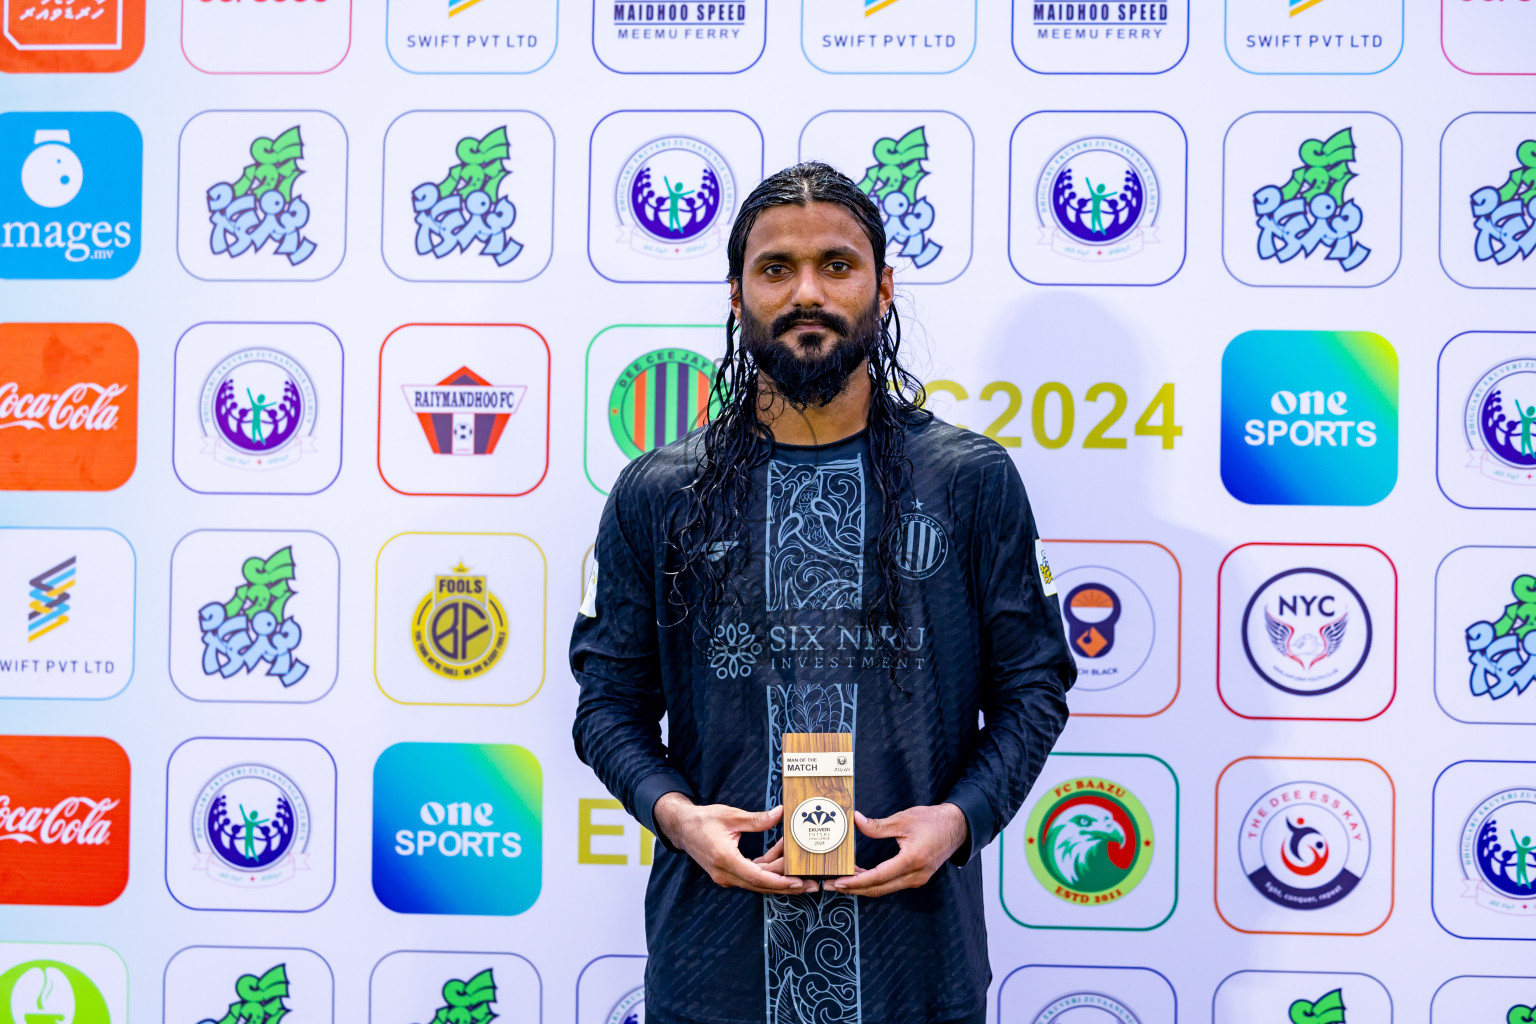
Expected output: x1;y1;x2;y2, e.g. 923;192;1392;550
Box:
668;161;930;647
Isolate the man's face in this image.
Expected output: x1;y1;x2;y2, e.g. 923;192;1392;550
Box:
732;201;895;408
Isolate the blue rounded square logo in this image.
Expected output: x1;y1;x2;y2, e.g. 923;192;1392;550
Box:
0;112;142;279
372;742;543;916
1220;330;1399;506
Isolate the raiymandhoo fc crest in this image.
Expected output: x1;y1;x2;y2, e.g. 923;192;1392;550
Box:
1023;776;1154;906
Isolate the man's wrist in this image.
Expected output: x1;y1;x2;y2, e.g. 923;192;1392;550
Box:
652;790;695;848
938;801;969;853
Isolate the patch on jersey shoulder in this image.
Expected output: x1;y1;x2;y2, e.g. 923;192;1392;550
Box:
580;557;599;618
1035;539;1057;596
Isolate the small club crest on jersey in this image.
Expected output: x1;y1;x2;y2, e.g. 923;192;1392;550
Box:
413;562;508;679
207;126;316;266
404;366;526;456
411;126;523;267
893;504;947;580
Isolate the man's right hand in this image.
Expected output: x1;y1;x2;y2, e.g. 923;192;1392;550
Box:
653;792;816;895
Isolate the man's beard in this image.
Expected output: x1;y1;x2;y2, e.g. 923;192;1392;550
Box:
739;296;882;409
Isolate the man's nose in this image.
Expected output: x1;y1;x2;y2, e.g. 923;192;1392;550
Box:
788;263;828;307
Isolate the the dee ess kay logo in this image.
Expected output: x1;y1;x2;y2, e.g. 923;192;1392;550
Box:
0;735;130;906
0;322;137;491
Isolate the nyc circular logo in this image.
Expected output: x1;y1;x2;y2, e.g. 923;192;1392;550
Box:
1460;787;1536;915
608;348;720;459
615;137;736;259
1057;565;1155;693
1030;992;1141;1024
1242;568;1372;697
1239;782;1369;909
192;763;310;887
1024;777;1154;906
412;563;508;679
607;986;645;1024
1036;137;1159;261
199;347;317;472
893;509;948;580
1466;358;1536;482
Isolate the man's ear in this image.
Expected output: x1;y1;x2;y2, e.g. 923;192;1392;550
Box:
729;277;742;320
879;264;895;318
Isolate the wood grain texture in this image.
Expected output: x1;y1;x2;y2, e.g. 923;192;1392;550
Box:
783;732;855;878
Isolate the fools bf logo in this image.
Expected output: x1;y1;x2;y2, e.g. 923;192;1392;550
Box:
413;563;508;680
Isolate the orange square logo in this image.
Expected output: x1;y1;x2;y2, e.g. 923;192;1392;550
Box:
0;735;131;906
0;0;145;73
0;323;137;491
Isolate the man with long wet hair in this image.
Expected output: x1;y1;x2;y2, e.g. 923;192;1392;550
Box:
572;162;1075;1024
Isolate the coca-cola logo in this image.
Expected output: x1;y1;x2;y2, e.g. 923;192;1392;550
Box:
0;381;127;432
0;794;118;845
0;735;130;905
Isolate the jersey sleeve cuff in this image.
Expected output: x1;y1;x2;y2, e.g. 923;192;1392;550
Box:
634;770;696;851
944;781;997;867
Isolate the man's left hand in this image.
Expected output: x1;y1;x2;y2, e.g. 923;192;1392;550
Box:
829;803;968;897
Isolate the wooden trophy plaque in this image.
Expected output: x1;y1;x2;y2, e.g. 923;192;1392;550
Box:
782;732;854;878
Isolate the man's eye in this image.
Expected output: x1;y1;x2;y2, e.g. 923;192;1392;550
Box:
764;263;788;275
827;261;850;272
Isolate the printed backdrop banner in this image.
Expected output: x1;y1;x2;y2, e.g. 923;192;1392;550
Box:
1;2;1534;1023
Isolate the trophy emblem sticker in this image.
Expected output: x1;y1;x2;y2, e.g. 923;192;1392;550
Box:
789;798;848;855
